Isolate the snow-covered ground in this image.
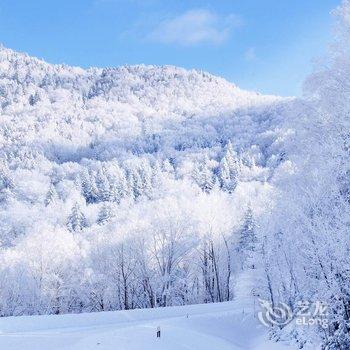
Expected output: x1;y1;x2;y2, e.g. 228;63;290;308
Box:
0;256;300;350
0;298;296;350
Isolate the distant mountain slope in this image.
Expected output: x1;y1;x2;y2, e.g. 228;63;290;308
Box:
0;45;278;112
0;46;286;165
0;46;291;319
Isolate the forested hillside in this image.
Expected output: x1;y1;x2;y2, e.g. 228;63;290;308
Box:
1;1;350;349
0;44;286;315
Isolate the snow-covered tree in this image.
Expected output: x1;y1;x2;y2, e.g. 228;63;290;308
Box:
192;157;216;193
67;202;88;232
97;202;114;225
237;207;257;269
96;166;111;202
45;183;58;206
80;169;99;204
218;141;240;193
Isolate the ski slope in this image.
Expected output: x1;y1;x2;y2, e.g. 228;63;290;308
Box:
0;300;296;350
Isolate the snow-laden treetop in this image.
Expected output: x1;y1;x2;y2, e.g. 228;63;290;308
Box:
0;45;284;164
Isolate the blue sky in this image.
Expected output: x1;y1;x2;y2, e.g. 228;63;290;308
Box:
0;0;340;96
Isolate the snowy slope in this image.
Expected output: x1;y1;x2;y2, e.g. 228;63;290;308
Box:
0;1;348;348
0;46;302;349
0;300;297;350
0;46;292;319
0;45;283;164
0;255;300;350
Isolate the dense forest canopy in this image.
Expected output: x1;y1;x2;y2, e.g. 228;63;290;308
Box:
1;1;350;349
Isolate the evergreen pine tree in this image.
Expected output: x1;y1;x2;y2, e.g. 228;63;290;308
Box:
105;164;130;202
81;169;98;203
139;162;153;198
219;141;240;193
29;92;40;106
127;168;144;200
0;166;14;190
96;168;111;202
192;158;215;193
44;184;58;206
67;202;88;232
97;202;114;225
237;207;257;269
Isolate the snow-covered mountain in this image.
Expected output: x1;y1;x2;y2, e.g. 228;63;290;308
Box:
4;36;350;349
0;45;282;163
0;45;291;318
